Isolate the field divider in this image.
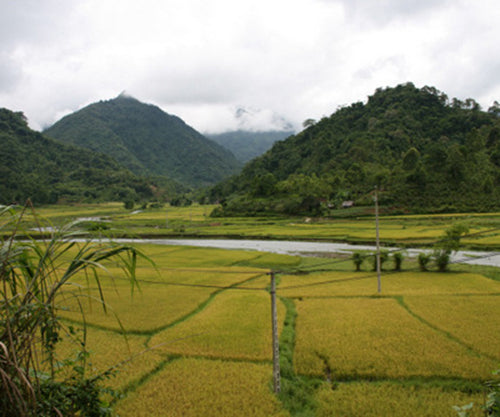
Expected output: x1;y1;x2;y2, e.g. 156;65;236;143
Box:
59;271;267;338
394;296;499;362
311;372;486;391
144;272;268;346
277;296;322;415
114;354;181;402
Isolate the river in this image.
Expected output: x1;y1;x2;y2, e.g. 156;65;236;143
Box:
123;238;500;268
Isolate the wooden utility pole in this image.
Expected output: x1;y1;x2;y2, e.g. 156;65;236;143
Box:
374;186;381;293
270;271;281;393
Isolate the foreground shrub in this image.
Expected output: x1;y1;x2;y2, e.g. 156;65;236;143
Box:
0;202;146;416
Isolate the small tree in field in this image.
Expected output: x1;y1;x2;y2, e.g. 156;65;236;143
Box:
418;252;432;271
433;223;469;272
372;250;389;271
433;249;451;272
352;252;364;271
393;252;404;271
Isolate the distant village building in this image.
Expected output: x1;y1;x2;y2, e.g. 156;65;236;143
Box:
342;200;354;209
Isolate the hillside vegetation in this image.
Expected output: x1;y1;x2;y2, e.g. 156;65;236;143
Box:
208;83;500;216
0;108;161;205
44;94;241;188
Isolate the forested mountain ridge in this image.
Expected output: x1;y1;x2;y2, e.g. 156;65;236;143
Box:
208;83;500;215
44;94;241;187
0;108;163;205
206;130;295;163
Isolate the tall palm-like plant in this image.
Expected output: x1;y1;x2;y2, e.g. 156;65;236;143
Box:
0;203;148;416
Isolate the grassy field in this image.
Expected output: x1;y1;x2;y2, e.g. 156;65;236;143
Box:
10;203;500;415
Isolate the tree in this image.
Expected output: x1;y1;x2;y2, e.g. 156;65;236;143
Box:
352;252;364;271
433;223;469;272
372;250;389;271
418;252;432;271
276;174;332;214
393;252;404;271
433;249;451;272
402;147;420;171
302;118;316;128
251;173;277;197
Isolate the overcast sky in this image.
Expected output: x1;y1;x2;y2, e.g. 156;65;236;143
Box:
1;0;499;133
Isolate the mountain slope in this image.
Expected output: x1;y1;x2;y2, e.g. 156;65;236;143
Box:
208;83;500;215
206;130;294;163
0;108;163;205
44;95;241;187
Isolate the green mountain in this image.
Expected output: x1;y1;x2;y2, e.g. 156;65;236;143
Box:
43;94;241;188
208;83;500;215
206;130;294;163
0;108;162;205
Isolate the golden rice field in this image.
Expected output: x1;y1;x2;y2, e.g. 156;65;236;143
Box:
404;295;500;359
55;327;163;391
279;270;500;298
45;239;500;417
315;382;486;417
23;203;499;416
293;297;498;379
149;290;285;361
114;358;289;417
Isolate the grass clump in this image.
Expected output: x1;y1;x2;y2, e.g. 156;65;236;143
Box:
0;202;147;416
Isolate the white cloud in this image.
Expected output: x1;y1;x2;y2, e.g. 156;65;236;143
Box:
0;0;499;132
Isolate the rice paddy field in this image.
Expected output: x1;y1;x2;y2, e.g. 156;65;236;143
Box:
18;202;500;249
12;203;500;415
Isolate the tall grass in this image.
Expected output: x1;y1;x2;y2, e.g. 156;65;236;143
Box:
0;203;146;416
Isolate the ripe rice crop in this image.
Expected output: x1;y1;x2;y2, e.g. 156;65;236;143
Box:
294;297;497;379
405;295;500;359
114;358;289;417
59;264;265;331
55;326;162;390
149;290;285;361
143;245;271;268
58;281;215;332
278;270;500;298
315;382;486;417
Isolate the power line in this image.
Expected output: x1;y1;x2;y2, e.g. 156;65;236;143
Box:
278;271;383;290
277;248;500;291
279;224;500;275
96;272;269;291
76;225;500;294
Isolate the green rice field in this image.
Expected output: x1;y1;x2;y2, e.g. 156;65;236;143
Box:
16;202;500;249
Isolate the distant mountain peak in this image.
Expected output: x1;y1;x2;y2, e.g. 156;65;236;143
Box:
43;96;241;187
233;106;294;132
116;91;138;101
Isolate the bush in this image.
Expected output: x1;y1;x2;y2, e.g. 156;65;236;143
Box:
372;250;389;271
393;252;404;271
418;252;432;271
352;252;364;271
433;249;451;272
123;199;134;210
0;202;146;416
